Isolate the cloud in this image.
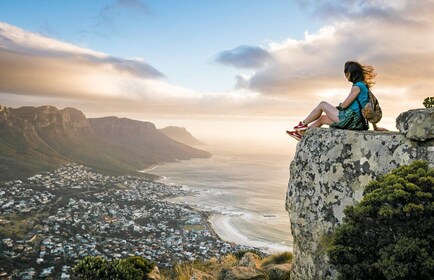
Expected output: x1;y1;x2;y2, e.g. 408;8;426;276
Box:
215;45;273;69
94;0;151;36
98;0;150;26
217;0;434;120
0;22;276;118
0;22;166;101
296;0;433;24
234;75;249;89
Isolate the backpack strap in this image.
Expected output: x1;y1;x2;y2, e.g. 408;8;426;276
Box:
355;98;369;130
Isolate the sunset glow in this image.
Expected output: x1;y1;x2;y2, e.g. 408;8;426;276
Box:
1;0;433;154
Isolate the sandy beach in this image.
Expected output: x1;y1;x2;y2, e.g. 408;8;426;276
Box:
210;214;293;253
149;154;294;253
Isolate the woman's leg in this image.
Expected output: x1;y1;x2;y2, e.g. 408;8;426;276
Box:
303;101;340;125
309;115;335;128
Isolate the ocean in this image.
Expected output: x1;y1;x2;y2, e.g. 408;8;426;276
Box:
146;152;294;253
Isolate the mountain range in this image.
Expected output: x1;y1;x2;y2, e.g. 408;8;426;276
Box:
0;105;211;181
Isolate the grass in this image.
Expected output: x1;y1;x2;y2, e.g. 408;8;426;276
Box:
164;254;238;279
261;252;293;267
162;251;294;279
0;213;40;239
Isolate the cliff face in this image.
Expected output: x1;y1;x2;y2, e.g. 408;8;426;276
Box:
286;109;434;279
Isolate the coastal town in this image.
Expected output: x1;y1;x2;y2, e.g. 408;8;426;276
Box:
0;164;252;279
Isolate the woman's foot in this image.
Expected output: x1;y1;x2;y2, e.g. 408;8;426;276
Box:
286;130;302;141
293;121;308;131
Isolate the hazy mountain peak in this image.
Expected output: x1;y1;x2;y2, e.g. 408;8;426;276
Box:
159;126;205;146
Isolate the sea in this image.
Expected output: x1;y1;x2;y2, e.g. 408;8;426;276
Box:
146;152;294;253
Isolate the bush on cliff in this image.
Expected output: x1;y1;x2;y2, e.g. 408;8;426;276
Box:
328;160;434;280
72;256;155;280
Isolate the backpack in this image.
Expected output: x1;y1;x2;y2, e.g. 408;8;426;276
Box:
356;84;382;125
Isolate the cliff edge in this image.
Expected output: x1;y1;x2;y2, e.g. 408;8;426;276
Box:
286;108;434;279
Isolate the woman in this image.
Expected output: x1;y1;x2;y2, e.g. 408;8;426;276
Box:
286;61;378;141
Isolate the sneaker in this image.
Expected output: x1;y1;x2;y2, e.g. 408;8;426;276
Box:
293;121;308;131
286;130;302;141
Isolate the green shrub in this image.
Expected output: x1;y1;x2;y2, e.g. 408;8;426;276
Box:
72;256;155;280
327;160;434;280
423;97;434;108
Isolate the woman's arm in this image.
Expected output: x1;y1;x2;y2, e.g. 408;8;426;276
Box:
341;86;360;109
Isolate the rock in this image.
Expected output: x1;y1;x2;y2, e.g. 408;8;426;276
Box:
396;108;434;141
147;266;161;280
218;267;267;280
263;263;291;280
190;268;214;280
286;127;434;280
239;252;261;269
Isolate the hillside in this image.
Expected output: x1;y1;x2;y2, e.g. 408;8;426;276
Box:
159;126;205;146
0;105;211;181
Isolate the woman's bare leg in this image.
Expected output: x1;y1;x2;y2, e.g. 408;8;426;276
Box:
303;101;340;124
309;115;335;128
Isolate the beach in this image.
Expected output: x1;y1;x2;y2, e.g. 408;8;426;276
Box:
149;153;294;253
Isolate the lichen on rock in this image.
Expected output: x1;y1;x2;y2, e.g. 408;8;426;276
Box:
286;109;434;280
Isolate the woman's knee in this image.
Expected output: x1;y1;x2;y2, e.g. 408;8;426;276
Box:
319;101;331;107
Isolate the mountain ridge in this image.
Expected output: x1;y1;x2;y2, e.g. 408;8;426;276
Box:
159;126;205;146
0;105;211;181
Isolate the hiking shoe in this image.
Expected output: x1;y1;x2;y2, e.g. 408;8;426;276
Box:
286;130;302;141
293;121;308;131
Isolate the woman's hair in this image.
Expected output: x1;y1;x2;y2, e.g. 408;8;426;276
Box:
344;61;376;88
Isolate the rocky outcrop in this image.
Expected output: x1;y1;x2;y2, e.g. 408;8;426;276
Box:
396;108;434;141
263;263;291;280
190;268;214;280
286;109;434;279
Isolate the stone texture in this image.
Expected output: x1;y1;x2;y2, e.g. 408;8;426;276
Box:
218;267;267;280
239;252;261;269
286;127;434;280
396;108;434;141
263;263;291;280
190;268;214;280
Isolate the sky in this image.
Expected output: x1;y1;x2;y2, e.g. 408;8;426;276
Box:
1;0;433;155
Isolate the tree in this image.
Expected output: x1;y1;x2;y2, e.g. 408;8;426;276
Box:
72;256;155;280
327;160;434;280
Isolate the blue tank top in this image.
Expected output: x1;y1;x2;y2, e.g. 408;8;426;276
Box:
349;81;369;112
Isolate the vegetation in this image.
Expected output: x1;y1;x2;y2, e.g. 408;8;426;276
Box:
423;97;434;108
327;161;434;280
261;252;293;267
163;251;293;279
72;256;155;280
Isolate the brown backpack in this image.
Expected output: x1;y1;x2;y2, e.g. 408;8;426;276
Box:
357;85;382;125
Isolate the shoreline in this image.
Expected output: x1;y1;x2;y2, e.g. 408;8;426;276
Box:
209;214;293;254
149;156;293;254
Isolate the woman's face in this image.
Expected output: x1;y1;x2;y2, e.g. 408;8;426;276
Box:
345;71;351;81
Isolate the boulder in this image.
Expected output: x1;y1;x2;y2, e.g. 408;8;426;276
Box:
239;252;261;269
263;263;291;280
286;121;434;279
396;108;434;141
190;268;214;280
